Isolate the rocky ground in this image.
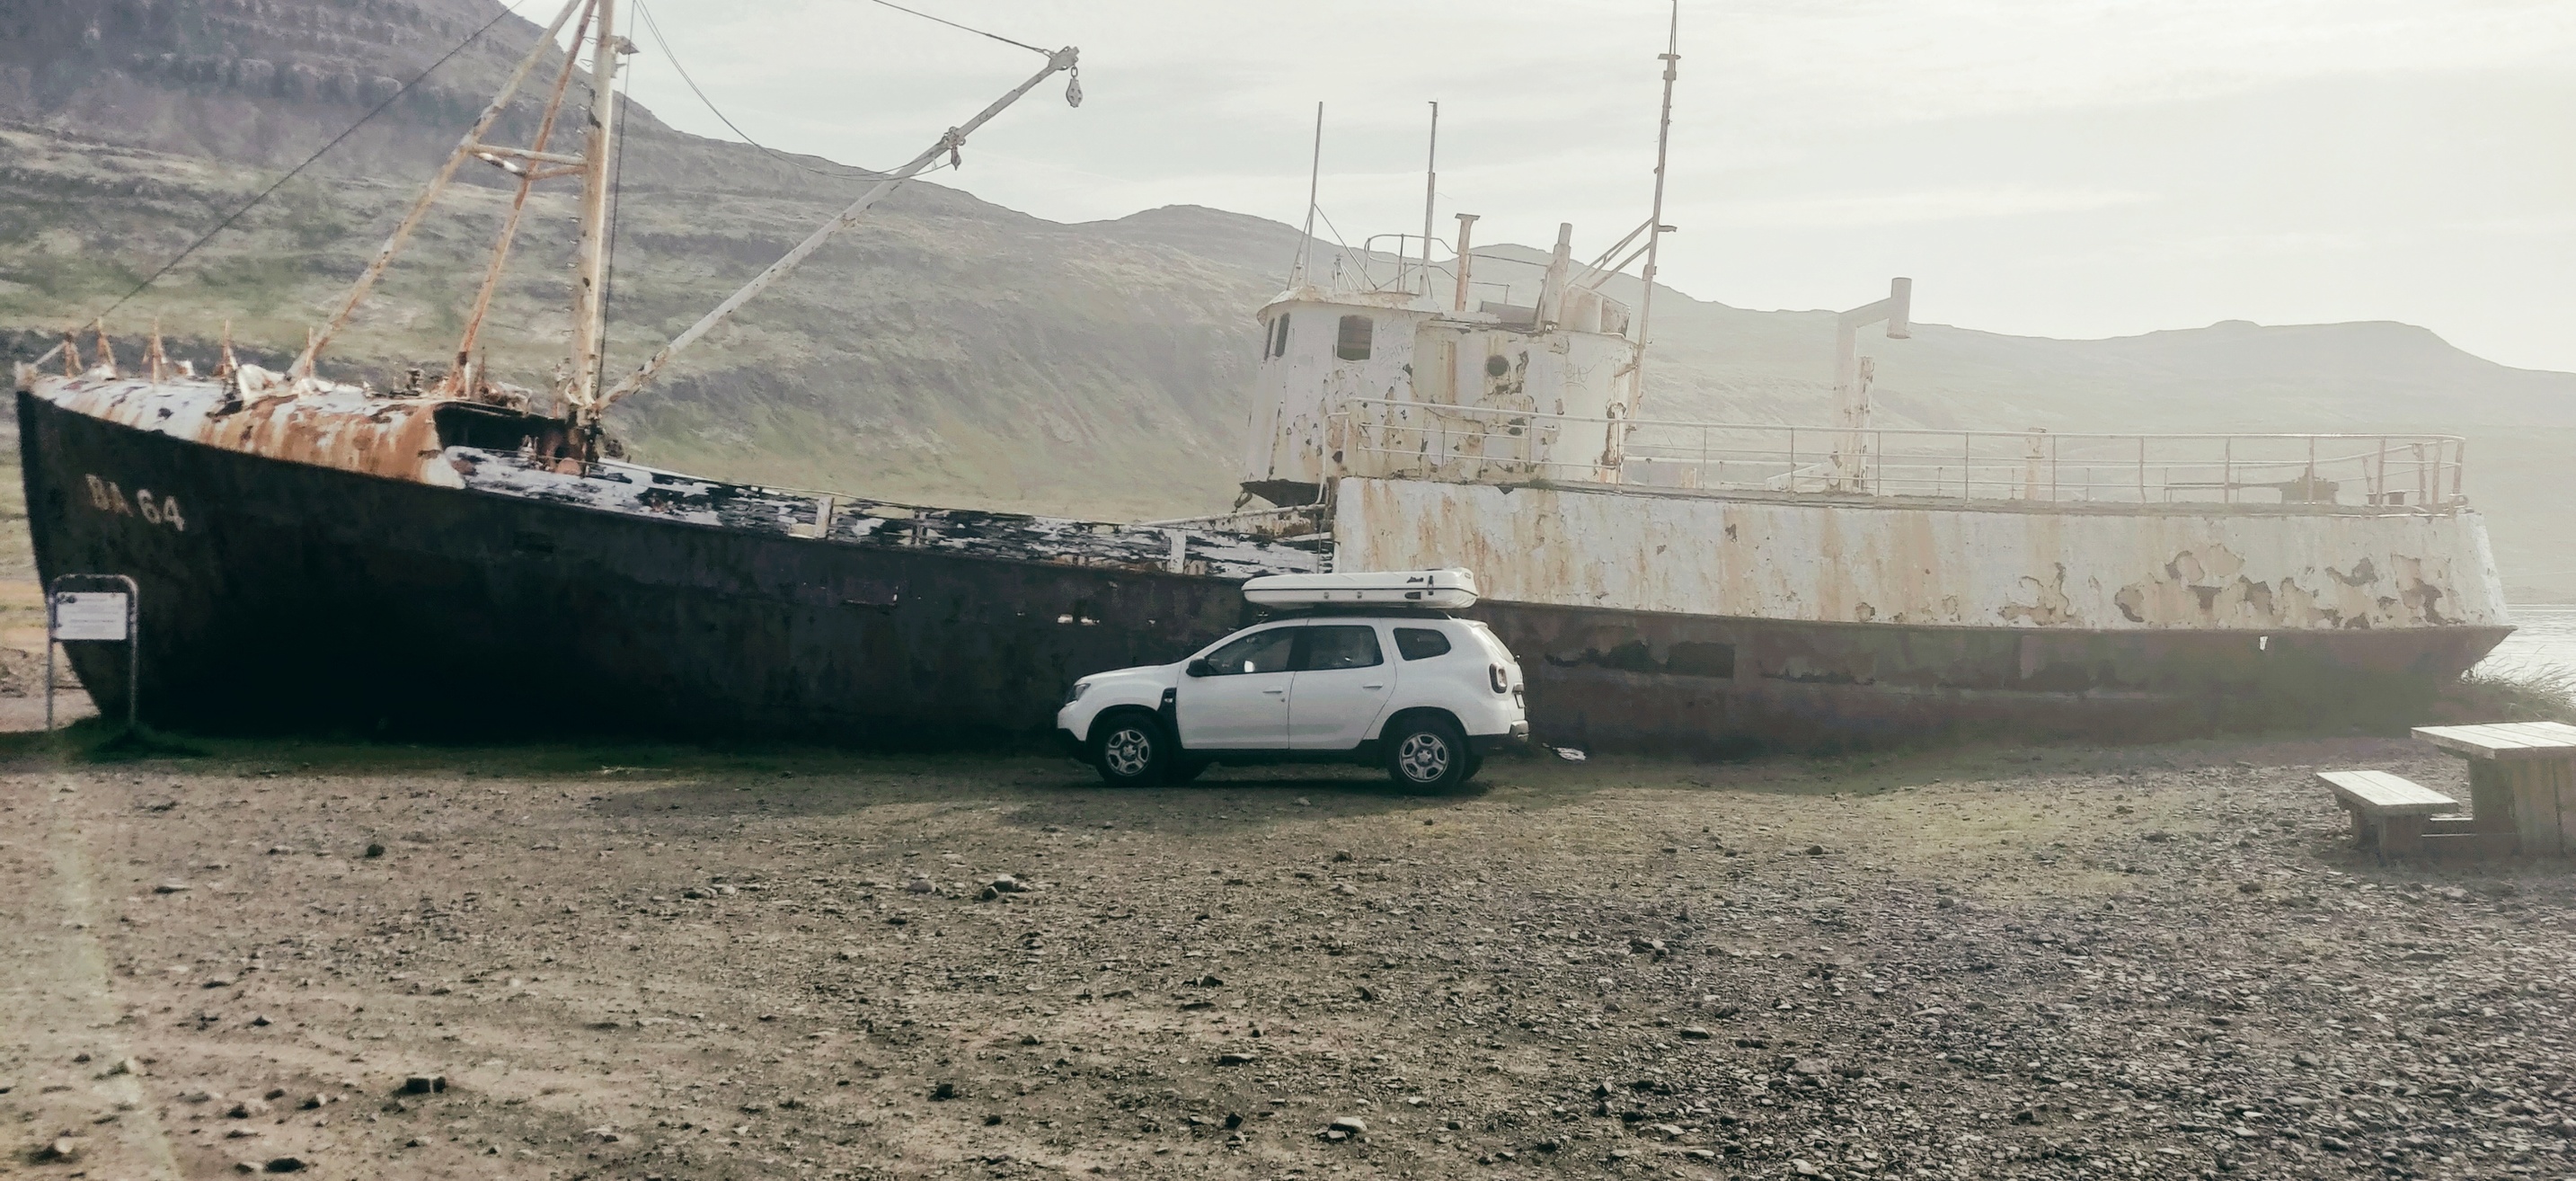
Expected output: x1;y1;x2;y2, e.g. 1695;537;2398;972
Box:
2;734;2573;1181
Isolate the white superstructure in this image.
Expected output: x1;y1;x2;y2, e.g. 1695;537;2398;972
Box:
1223;230;2503;636
1239;224;1642;506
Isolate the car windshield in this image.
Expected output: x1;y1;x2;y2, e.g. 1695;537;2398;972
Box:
1200;627;1297;675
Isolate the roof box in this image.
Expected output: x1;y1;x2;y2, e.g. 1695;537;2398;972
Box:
1242;568;1479;610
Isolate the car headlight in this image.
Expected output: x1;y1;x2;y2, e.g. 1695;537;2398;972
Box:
1063;680;1091;706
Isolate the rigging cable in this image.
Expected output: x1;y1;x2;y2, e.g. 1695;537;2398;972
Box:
632;0;939;181
76;0;530;332
1310;205;1364;283
863;0;1054;58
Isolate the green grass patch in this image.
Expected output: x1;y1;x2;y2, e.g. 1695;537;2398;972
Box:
2434;668;2576;725
0;717;208;765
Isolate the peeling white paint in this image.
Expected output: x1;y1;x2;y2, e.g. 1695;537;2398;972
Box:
1241;282;1638;494
1332;476;2509;632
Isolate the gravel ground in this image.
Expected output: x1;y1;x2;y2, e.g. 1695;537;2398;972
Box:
4;735;2573;1181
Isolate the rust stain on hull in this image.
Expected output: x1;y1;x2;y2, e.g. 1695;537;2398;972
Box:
1334;476;2510;634
17;389;1301;743
11;377;2514;754
41;369;464;485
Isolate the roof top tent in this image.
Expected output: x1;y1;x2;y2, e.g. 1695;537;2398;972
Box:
1243;568;1480;609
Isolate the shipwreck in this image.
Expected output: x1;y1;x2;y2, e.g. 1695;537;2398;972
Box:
12;1;2510;750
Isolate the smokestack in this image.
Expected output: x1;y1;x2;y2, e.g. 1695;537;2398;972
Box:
1537;221;1573;324
1451;213;1479;313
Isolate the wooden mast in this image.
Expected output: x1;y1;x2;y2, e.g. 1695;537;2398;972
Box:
288;0;589;379
562;0;624;420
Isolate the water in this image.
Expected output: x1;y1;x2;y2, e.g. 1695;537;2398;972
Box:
2476;605;2576;682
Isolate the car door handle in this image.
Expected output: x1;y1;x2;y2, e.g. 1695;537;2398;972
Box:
1262;688;1286;695
1360;683;1385;689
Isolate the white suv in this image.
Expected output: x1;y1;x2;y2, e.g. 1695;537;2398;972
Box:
1056;613;1529;790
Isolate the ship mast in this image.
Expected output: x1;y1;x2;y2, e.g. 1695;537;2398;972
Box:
1594;4;1678;473
1417;102;1438;298
1631;2;1678;409
563;0;625;412
288;0;590;380
279;0;1073;436
1291;103;1323;287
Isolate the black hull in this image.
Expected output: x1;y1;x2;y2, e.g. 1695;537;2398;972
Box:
19;393;2510;752
20;391;1255;745
1477;603;2508;752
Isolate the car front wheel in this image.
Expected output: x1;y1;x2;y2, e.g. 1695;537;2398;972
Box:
1385;715;1469;792
1090;712;1171;786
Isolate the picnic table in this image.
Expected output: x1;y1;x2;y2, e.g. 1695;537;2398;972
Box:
2410;721;2576;857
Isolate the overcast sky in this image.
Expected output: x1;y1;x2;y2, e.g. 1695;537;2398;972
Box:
608;0;2576;372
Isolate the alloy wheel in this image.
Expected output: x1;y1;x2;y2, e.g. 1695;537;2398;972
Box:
1396;731;1451;783
1103;725;1155;778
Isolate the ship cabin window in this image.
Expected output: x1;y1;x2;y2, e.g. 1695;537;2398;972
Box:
1335;314;1373;361
1267;313;1291;360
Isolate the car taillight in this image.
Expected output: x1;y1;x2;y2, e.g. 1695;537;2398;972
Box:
1490;663;1509;694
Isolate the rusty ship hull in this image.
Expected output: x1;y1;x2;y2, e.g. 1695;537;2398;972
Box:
19;380;2509;751
16;383;1313;744
1474;600;2506;752
1336;475;2516;750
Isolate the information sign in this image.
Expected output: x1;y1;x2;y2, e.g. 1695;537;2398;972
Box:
53;592;129;642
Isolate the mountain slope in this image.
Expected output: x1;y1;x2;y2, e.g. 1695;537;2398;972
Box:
5;0;2573;595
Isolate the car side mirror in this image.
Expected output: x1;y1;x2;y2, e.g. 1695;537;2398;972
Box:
1185;658;1216;678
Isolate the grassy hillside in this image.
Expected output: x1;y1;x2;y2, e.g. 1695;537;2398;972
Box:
6;0;2573;598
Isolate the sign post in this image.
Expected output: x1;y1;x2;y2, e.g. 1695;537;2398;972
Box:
47;574;139;732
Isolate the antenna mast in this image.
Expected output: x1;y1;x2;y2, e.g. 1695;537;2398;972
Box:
1632;1;1678;406
1293;102;1323;287
1418;102;1438;298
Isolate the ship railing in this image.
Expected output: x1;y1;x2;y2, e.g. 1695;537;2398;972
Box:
1329;398;2469;510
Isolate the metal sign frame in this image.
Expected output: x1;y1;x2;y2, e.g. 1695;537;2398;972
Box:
46;573;139;733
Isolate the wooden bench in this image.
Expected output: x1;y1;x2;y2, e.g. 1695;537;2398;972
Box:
2317;770;2462;855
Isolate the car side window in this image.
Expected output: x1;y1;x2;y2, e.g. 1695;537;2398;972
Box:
1201;627;1297;675
1394;627;1452;661
1296;625;1384;670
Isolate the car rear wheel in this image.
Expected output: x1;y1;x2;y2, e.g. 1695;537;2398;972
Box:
1385;715;1469;792
1090;712;1171;786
